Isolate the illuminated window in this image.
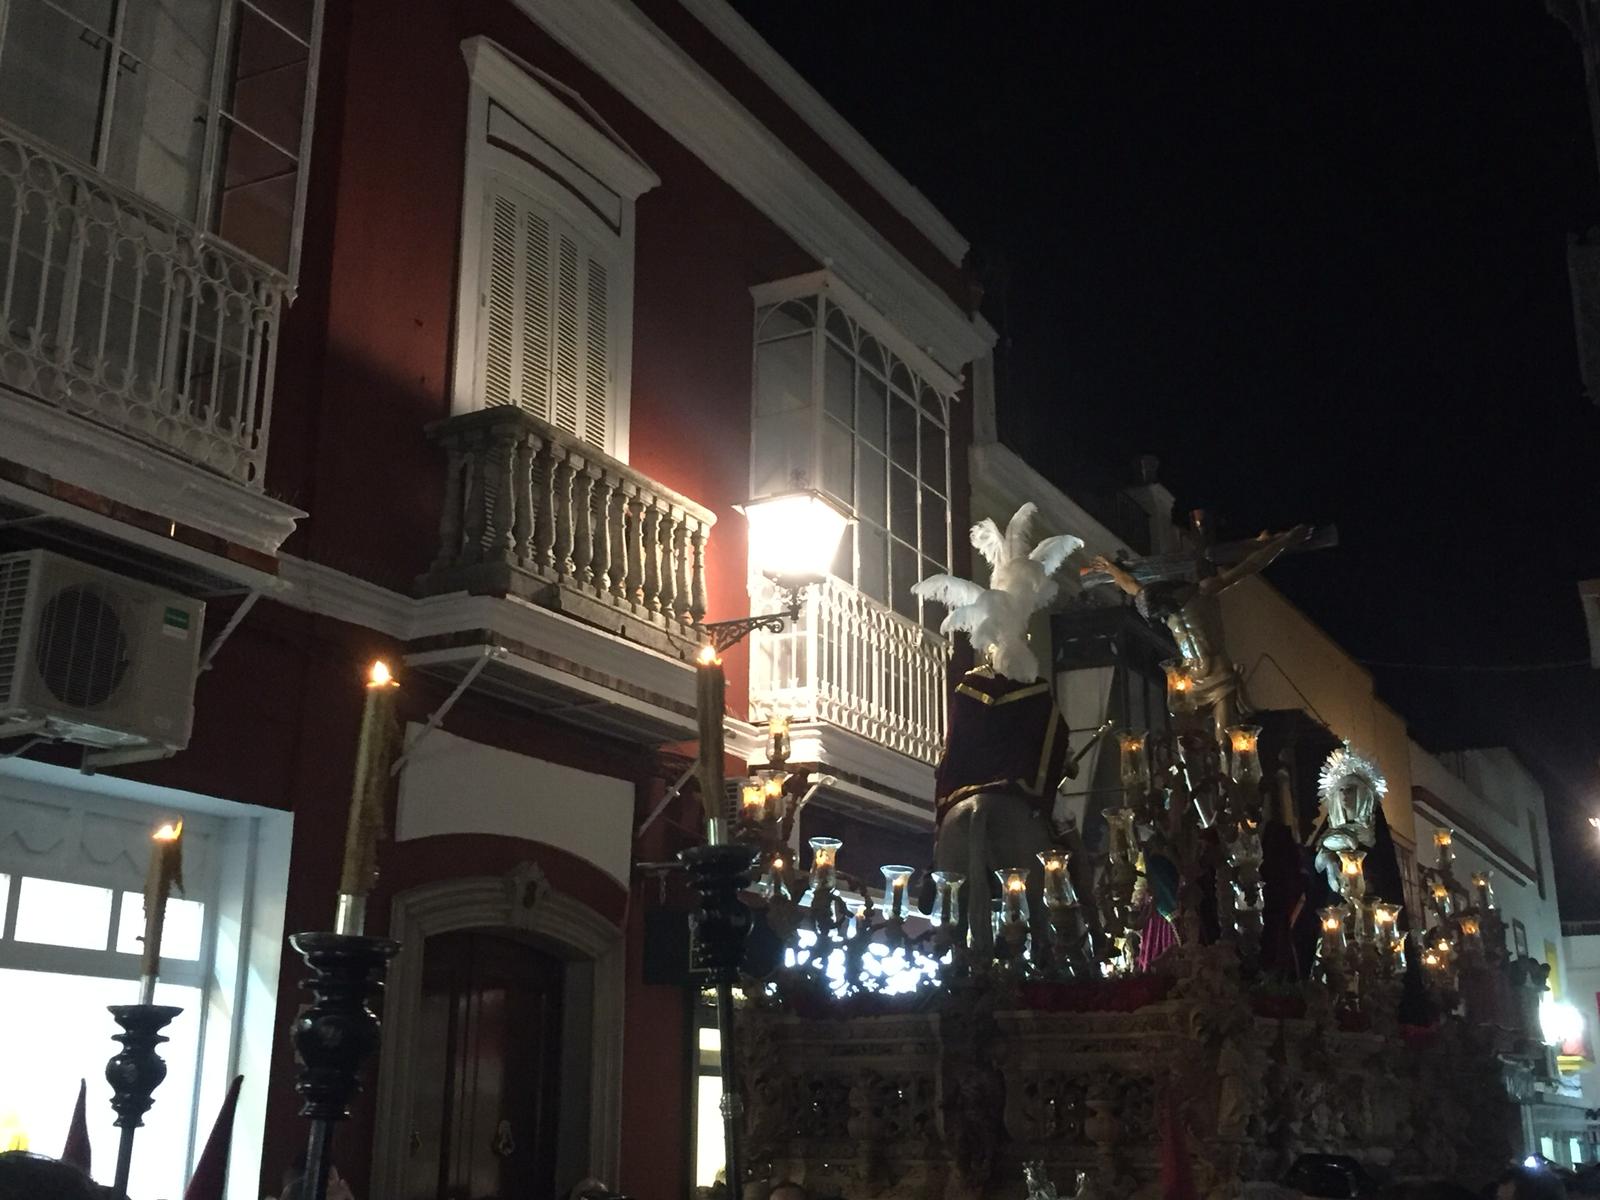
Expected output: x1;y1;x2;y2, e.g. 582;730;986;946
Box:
452;38;658;462
751;276;955;632
0;772;291;1200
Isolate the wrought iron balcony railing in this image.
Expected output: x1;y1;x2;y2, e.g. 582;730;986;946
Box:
750;575;950;766
0;121;289;488
421;406;716;657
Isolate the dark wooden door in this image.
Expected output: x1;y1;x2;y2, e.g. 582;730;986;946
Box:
407;929;566;1200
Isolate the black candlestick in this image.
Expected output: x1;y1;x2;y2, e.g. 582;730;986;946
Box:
288;931;399;1200
105;1002;183;1196
679;842;757;1198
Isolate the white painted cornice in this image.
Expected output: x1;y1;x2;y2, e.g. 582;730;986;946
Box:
676;0;969;267
515;0;993;375
462;36;661;200
969;441;1134;559
2;389;304;559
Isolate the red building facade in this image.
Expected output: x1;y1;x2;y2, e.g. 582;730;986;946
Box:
0;2;989;1196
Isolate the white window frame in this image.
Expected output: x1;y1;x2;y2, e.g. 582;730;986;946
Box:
451;37;658;462
0;757;291;1200
749;270;959;630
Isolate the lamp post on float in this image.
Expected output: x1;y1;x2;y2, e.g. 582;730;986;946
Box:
681;490;850;1198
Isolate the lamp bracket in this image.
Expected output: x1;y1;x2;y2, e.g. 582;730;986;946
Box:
696;586;804;654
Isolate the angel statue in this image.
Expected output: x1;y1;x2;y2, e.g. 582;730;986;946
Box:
913;504;1084;956
913;502;1083;683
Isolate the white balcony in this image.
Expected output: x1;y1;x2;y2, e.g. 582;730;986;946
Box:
749;575;950;773
0;120;289;489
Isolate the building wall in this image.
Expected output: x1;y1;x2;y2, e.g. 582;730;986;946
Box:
1218;577;1416;848
1562;932;1600;1109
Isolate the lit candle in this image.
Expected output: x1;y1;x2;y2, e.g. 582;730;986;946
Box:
1430;880;1453;919
1337;849;1367;903
138;821;184;1004
1162;660;1196;715
996;867;1030;931
1226;725;1262;788
1458;916;1482;944
1117;730;1149;795
809;836;841;893
1036;848;1078;909
880;865;913;921
1319;905;1346;957
1433;828;1455;872
739;783;767;825
1371;901;1400;942
336;660;400;936
1102;807;1137;863
1388;934;1407;973
767;713;791;768
697;646;726;838
1471;870;1495;911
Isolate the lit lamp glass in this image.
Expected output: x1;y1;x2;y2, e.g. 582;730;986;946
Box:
1458;915;1482;945
1421;946;1444;976
1370;901;1401;942
1430;880;1453;919
1471;870;1495;911
1161;659;1198;715
809;836;842;894
741;491;852;593
1226;725;1263;787
880;865;914;922
1388;933;1407;973
767;713;791;765
1037;848;1079;909
1319;905;1347;955
760;851;789;896
996;866;1030;928
930;870;964;928
1337;849;1367;903
739;782;768;826
1117;730;1149;794
1433;828;1455;872
1102;808;1137;865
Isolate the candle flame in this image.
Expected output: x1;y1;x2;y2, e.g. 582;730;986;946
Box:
1342;858;1362;876
153;821;182;842
1229;730;1257;753
1431;883;1448;899
1433;829;1452;846
772;857;784;872
763;776;784;798
367;660;395;688
696;645;718;665
1007;877;1025;893
1471;872;1488;887
1323;915;1340;932
1375;908;1395;925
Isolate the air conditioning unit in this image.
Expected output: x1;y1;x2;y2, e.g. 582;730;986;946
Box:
0;549;204;754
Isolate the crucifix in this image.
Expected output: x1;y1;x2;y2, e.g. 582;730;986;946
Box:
1080;512;1336;734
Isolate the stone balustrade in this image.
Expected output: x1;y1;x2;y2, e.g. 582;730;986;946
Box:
421;406;715;658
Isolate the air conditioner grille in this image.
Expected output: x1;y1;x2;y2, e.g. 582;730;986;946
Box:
0;555;30;700
35;583;130;708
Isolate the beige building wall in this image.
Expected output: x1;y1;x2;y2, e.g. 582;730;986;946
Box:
1218;576;1416;849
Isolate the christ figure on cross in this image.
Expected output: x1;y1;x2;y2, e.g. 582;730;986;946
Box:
1083;519;1317;733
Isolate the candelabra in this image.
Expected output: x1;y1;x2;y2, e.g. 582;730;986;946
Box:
105;1002;183;1195
289;931;400;1200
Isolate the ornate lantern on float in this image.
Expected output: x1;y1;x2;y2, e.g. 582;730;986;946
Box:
1161;659;1198;716
1336;848;1368;904
879;865;913;923
994;867;1031;957
1117;730;1150;798
929;870;964;929
1226;724;1263;790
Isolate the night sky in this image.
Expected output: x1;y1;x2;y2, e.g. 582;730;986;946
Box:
732;3;1600;916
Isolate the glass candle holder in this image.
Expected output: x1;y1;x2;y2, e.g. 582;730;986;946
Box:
1102;808;1137;865
930;870;964;928
809;836;842;894
1162;659;1198;715
1226;724;1263;788
1471;870;1495;911
767;713;791;767
879;865;913;922
1192;789;1218;830
1337;849;1367;903
1458;915;1482;945
1430;880;1453;919
1117;730;1150;794
1319;905;1347;955
995;867;1030;930
739;782;768;826
1370;901;1401;942
1388;933;1408;974
1037;848;1079;909
1433;828;1455;872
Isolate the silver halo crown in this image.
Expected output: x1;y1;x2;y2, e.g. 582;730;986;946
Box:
1317;740;1387;806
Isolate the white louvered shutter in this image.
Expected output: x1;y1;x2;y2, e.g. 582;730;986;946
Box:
479;180;614;452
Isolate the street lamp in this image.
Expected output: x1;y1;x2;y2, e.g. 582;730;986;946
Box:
679;490;850;1199
697;490;851;653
